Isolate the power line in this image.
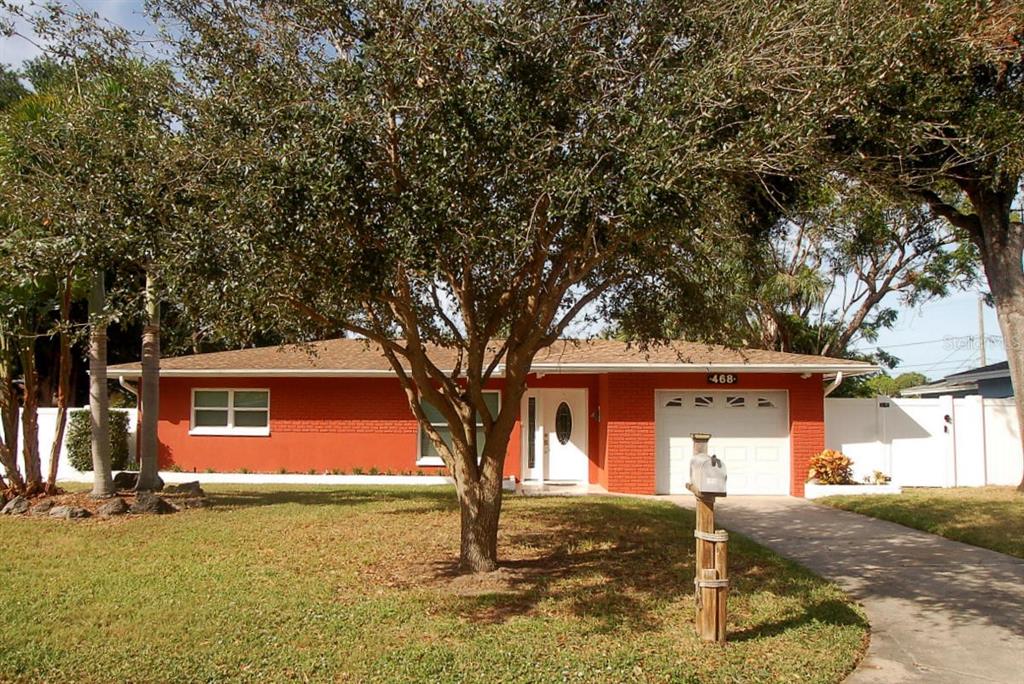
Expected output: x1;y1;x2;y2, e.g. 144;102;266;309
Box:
851;338;950;351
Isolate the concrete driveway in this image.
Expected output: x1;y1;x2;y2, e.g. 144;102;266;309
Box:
669;495;1024;683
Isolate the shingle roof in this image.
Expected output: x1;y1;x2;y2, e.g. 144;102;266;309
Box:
108;338;875;377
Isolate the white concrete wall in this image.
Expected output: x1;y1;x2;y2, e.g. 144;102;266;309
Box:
0;407;138;480
826;396;1022;487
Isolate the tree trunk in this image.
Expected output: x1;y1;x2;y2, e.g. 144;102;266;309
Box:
982;246;1024;491
0;348;24;492
971;203;1024;491
46;277;74;494
449;363;528;573
88;272;114;499
136;271;162;491
19;340;43;494
994;297;1024;491
456;478;503;573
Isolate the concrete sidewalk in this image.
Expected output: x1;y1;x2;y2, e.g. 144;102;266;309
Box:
669;496;1024;683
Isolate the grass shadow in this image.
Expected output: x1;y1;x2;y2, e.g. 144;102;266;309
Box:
729;598;867;642
205;485;459;511
421;497;856;640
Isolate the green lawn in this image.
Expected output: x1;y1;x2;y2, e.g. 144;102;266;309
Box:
0;486;866;683
818;486;1024;558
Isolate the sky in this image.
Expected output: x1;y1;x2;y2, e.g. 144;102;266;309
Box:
0;1;1010;381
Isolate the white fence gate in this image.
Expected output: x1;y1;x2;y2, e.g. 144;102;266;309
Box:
825;396;1022;487
0;407;138;481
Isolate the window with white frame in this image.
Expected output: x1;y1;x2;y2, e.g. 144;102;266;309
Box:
417;391;500;466
191;389;270;436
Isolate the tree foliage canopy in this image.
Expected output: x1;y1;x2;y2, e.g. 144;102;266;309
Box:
142;0;872;568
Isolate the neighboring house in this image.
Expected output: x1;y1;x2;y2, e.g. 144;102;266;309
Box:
108;339;874;496
900;361;1014;399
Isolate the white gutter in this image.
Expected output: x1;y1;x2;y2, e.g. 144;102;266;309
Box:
118;375;139;397
112;363;876;379
528;362;876;375
823;371;844;397
110;369;402;379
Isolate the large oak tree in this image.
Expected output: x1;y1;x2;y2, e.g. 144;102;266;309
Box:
817;1;1024;487
154;0;846;570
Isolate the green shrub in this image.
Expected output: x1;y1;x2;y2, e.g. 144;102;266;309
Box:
808;449;854;485
66;410;132;472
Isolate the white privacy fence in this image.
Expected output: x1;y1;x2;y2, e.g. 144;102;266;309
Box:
0;407;138;481
825;396;1022;488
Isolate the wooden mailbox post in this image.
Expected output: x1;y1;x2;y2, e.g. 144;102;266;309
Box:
687;432;728;643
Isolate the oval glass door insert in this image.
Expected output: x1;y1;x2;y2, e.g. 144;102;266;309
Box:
555;402;572;445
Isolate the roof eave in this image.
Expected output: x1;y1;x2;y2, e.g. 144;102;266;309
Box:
899;381;978;396
944;370;1010;383
113;362;878;379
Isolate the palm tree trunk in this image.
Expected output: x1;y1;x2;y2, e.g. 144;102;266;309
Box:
46;276;73;494
88;272;114;499
136;271;162;491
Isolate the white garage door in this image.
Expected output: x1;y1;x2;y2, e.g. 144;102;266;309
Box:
655;390;790;495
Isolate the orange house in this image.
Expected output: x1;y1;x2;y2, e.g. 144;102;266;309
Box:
108;339;873;496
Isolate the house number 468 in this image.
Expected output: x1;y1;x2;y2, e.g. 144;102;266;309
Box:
707;373;738;385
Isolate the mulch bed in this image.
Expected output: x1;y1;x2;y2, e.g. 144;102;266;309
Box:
4;488;206;520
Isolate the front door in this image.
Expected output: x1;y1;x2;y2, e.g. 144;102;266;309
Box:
522;389;588;482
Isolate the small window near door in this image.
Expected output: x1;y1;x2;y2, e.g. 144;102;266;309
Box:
726;396;746;408
555;402;572;445
694;395;714;408
417;391;500;466
757;397;776;408
665;396;684;407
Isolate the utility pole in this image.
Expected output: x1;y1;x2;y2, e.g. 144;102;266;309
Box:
978;294;987;367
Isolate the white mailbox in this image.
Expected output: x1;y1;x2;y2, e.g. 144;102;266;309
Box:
689;453;727;496
688;432;727;496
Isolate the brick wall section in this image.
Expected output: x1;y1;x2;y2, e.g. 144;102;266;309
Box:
596;374;610;489
159;377;526;476
600;372;825;496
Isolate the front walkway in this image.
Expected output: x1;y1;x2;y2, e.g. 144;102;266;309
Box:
669;496;1024;683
